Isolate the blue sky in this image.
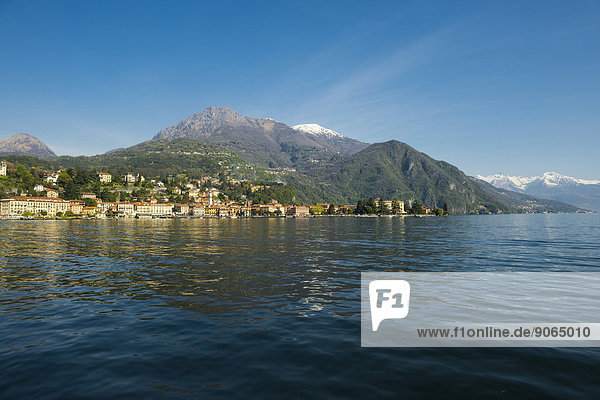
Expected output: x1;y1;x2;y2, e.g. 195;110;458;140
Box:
0;1;598;179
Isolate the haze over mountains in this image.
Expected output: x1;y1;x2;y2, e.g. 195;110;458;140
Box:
477;172;600;211
0;106;592;214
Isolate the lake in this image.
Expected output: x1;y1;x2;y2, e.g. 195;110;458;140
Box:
1;214;599;398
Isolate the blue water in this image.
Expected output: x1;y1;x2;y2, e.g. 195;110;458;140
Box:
1;214;599;398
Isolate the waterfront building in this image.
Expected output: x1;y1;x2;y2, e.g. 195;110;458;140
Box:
338;205;357;214
134;202;173;217
151;203;174;216
191;204;205;216
238;206;252;217
98;202;116;213
174;204;190;216
217;207;230;217
287;206;310;216
117;202;135;217
205;206;219;216
373;199;405;213
397;200;406;213
69;200;84;214
82;207;97;217
134;202;152;215
0;196;70;217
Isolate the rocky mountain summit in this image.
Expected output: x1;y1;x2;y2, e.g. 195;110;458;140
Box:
0;133;56;158
153;106;368;166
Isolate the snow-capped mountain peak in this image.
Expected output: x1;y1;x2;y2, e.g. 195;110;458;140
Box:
539;171;600;186
476;171;600;212
475;173;534;190
477;172;600;190
292;123;344;138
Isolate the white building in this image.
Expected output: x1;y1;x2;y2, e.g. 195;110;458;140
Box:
124;173;136;183
34;184;45;192
117;202;135;217
98;172;112;183
44;174;59;183
0;161;6;176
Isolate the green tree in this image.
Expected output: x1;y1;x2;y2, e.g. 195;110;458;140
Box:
309;205;324;215
84;198;97;207
365;198;377;214
392;198;401;214
57;171;72;187
356;200;365;214
63;180;80;200
410;199;423;214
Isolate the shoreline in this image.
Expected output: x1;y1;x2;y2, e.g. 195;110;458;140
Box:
1;211;594;221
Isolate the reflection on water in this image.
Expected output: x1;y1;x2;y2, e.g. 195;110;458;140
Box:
1;214;599;398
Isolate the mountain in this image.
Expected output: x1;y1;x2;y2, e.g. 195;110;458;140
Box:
477;172;600;211
0;133;56;158
292;123;368;155
1;109;587;214
284;140;533;213
153;106;367;167
472;178;587;214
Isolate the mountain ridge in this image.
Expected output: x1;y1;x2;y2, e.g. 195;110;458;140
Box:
477;172;600;211
0;133;56;158
153;106;368;166
2;107;589;214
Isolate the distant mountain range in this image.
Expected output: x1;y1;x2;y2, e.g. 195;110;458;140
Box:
477;172;600;211
0;107;591;214
0;133;56;158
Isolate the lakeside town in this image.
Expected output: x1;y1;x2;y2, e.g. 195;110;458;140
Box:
0;161;445;219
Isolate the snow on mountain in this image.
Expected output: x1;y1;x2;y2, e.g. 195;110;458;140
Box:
477;172;600;191
476;172;600;211
537;171;600;186
475;173;534;191
292;123;344;139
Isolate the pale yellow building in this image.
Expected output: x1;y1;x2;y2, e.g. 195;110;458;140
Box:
1;196;70;217
70;200;84;214
134;202;173;216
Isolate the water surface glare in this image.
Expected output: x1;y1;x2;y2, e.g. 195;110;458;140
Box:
1;214;599;398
